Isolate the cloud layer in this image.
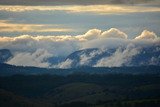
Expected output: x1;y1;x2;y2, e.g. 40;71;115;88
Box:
0;0;159;5
0;28;159;68
0;20;72;32
94;44;139;67
7;49;52;67
0;5;160;14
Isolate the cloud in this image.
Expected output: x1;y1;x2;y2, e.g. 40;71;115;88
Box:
79;50;103;66
0;35;80;57
0;20;72;32
101;28;127;39
56;59;73;69
79;28;128;41
0;5;160;14
135;30;157;40
7;49;53;68
81;29;101;40
0;28;159;68
0;28;129;57
0;0;159;5
94;44;140;67
54;49;105;68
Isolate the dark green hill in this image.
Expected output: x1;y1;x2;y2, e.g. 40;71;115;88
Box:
0;89;49;107
0;74;160;107
43;82;105;104
0;63;160;76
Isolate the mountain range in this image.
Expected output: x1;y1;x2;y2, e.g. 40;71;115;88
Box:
57;45;160;68
0;45;160;68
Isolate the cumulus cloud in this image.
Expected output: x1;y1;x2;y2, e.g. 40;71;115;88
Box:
101;28;127;39
79;28;128;41
0;28;159;68
81;29;101;40
135;30;157;40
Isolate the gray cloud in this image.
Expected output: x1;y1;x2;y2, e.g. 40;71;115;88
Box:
0;0;159;5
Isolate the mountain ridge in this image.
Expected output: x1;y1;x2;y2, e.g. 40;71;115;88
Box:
0;63;160;76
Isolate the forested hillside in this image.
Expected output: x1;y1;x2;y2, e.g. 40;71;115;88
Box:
0;73;160;107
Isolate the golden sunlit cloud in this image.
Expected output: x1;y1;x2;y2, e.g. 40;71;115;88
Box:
0;20;73;32
0;5;160;14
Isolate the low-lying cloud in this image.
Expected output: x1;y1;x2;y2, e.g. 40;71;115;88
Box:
94;44;140;67
7;49;53;68
0;28;159;68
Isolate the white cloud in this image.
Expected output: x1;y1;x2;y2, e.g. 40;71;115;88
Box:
0;35;80;57
78;28;128;41
94;44;140;67
7;49;53;68
101;28;127;39
0;28;159;68
81;38;130;50
135;30;157;40
79;54;91;66
56;59;73;68
79;50;103;66
81;29;101;40
0;28;129;56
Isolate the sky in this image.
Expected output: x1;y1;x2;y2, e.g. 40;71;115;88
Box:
0;0;160;38
0;0;160;67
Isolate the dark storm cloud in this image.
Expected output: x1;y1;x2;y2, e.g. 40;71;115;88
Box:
0;0;159;5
